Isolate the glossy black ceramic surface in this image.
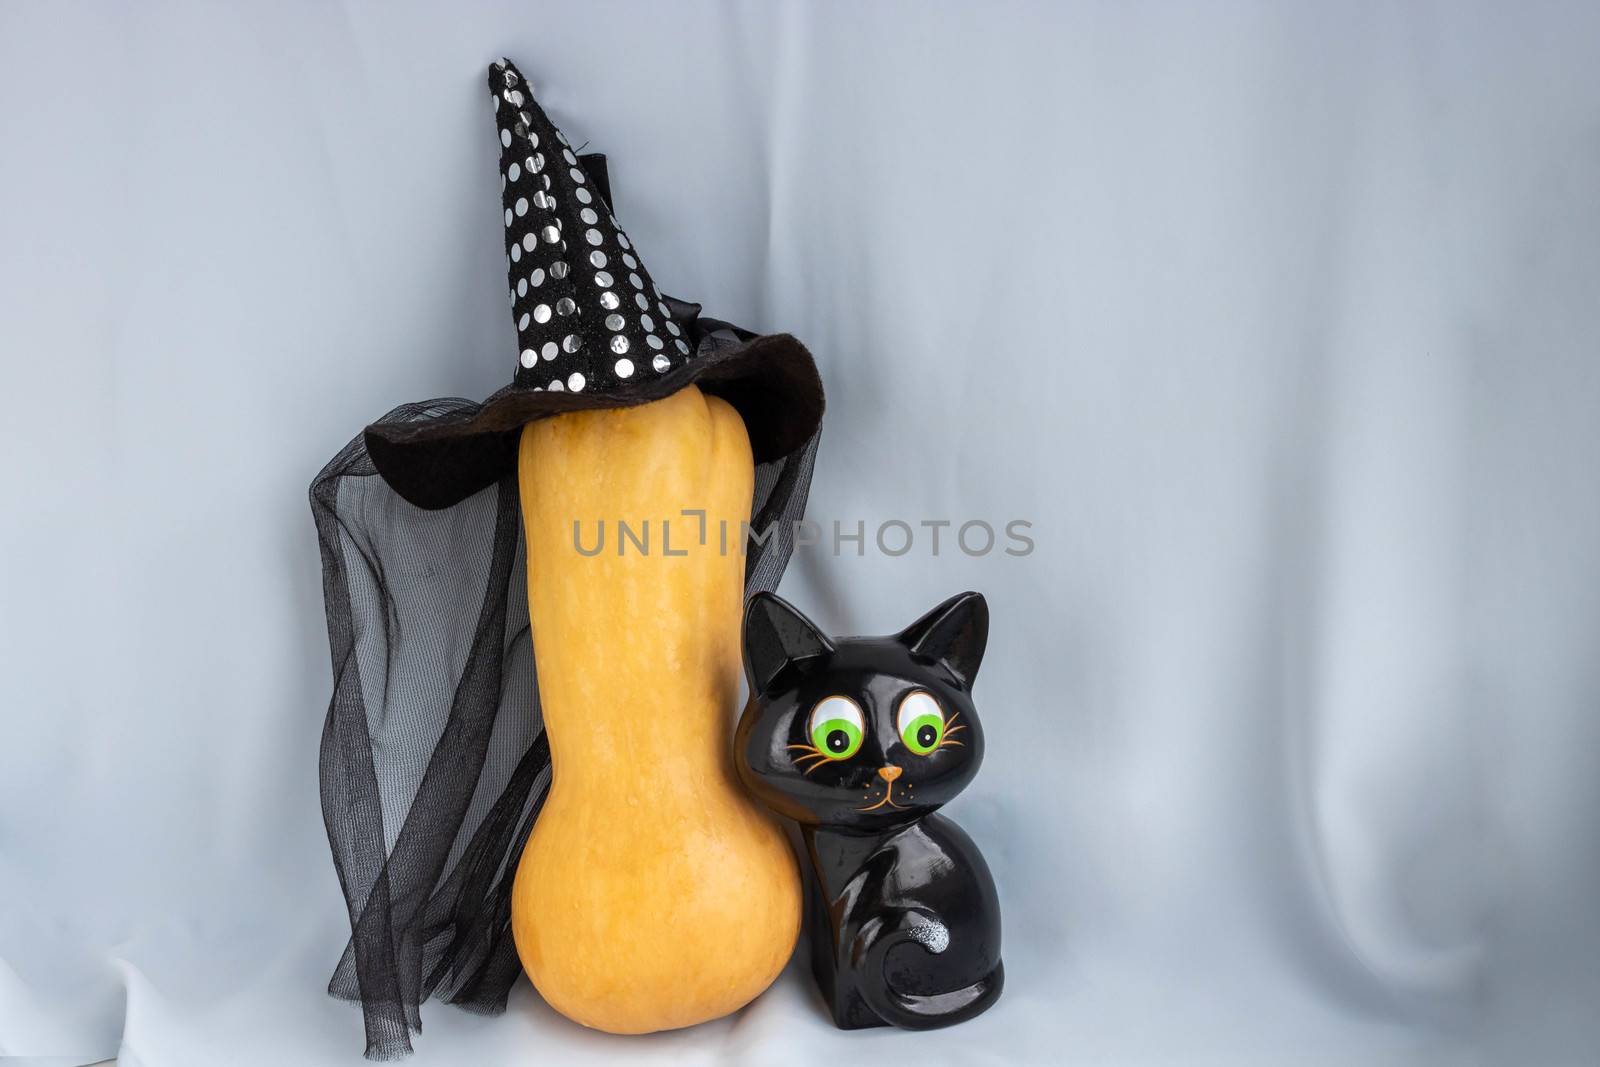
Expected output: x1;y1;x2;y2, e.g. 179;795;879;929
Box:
736;591;1004;1030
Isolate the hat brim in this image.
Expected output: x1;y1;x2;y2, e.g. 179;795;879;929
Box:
364;332;823;510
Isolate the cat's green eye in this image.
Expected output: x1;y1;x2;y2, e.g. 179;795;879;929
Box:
897;691;945;755
808;696;865;761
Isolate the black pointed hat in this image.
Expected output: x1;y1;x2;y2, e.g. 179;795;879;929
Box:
363;58;824;510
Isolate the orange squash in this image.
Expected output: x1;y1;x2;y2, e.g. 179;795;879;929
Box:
511;385;801;1033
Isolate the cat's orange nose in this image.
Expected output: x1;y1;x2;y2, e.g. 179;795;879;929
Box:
878;765;902;783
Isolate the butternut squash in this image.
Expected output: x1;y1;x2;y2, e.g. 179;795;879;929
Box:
511;385;802;1034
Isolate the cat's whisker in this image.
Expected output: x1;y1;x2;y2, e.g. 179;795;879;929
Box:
794;754;832;773
784;743;823;753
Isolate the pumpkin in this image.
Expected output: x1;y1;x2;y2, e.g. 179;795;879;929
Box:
510;385;802;1034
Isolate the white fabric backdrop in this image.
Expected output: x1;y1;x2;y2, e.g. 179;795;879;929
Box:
3;2;1598;1064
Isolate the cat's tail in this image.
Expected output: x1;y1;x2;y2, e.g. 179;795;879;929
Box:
854;914;1004;1030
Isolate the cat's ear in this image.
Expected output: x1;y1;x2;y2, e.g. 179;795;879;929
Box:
898;591;988;688
744;592;835;695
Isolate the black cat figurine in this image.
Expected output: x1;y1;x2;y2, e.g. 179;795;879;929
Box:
736;590;1003;1030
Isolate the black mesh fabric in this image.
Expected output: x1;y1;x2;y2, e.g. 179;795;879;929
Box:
311;400;819;1059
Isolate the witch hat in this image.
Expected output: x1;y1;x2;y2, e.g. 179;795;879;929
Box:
363;58;824;510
